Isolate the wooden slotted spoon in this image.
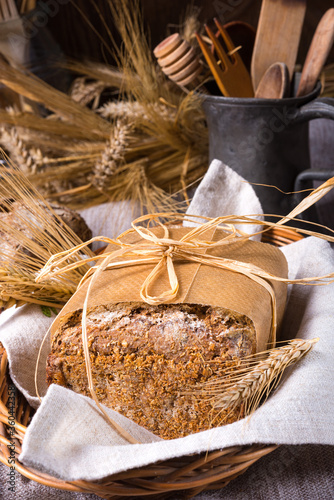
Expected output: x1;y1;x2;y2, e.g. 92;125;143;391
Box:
0;0;28;65
196;18;254;97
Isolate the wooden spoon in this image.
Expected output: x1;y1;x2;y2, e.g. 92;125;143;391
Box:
255;62;289;99
297;8;334;97
251;0;307;91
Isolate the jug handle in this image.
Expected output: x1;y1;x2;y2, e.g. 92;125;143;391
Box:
292;97;334;123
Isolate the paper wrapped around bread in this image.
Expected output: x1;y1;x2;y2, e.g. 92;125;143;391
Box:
51;225;288;352
47;224;288;438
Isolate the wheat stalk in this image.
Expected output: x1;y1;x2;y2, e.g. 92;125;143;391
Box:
0;154;95;309
63;60;137;91
92;120;133;193
180;5;202;45
198;338;319;418
106;0;159;102
70;77;108;109
0;56;110;139
0;2;208;213
97;100;176;125
0;128;39;174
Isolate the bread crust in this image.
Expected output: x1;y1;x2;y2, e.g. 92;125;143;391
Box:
47;302;256;439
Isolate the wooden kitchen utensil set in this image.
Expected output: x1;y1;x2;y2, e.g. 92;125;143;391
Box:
154;2;334;100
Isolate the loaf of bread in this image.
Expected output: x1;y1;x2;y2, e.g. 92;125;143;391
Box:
0;201;92;261
0;200;92;262
46;302;256;439
46;222;288;439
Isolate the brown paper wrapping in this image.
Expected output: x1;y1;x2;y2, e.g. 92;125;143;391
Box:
51;225;288;352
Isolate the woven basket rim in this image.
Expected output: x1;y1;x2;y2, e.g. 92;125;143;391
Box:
0;226;302;499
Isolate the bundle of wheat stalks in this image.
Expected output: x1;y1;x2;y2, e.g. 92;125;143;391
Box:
0;0;208;213
0;157;94;311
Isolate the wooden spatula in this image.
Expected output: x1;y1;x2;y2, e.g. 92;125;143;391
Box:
251;0;307;91
297;8;334;97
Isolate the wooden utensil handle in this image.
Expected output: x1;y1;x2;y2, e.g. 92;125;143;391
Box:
297;9;334;97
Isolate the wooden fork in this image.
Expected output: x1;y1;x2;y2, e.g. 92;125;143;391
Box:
196;18;254;97
0;0;29;66
0;0;20;21
19;0;37;14
0;0;34;110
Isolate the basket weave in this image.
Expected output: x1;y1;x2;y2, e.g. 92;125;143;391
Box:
0;226;303;499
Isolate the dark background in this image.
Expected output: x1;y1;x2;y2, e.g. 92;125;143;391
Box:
43;0;334;67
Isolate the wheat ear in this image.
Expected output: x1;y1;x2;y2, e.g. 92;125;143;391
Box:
201;338;319;417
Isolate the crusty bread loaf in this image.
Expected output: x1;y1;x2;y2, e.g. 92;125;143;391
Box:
46;302;256;439
0;201;92;261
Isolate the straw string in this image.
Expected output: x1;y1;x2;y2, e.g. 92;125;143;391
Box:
36;176;334;443
38;219;281;340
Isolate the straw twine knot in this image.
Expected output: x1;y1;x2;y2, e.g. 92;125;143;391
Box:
163;245;176;258
35;175;334;444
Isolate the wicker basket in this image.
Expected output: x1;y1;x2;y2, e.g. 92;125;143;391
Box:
0;226;303;499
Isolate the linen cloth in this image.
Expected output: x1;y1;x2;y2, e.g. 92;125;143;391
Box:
184;159;264;238
0;159;333;485
79;199;141;251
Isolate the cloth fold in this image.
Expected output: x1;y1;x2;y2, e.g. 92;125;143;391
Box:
185;160;264;238
15;236;334;481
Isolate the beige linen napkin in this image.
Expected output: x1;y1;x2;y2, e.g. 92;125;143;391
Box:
79;200;141;251
0;160;333;482
184;159;264;238
0;304;52;408
9;236;333;481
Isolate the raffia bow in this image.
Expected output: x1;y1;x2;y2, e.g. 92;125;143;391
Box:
38;215;281;339
38;202;334;346
36;177;334;444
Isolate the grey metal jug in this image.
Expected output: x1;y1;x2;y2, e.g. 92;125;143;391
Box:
202;80;334;218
